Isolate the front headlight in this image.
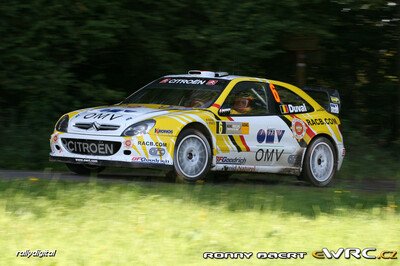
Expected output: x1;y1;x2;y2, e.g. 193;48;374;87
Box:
55;115;69;132
122;120;156;136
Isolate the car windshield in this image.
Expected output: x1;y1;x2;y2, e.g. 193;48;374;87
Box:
122;78;228;108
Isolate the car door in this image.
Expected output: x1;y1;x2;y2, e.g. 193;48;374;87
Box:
215;81;300;173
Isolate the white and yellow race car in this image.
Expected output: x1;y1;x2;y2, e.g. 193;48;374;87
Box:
50;70;345;186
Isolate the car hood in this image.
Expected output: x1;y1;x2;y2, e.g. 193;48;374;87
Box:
67;104;184;136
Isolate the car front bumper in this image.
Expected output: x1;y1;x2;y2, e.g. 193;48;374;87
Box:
49;132;174;168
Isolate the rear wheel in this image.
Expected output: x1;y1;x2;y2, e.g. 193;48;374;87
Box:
302;137;337;187
66;163;105;176
174;129;211;182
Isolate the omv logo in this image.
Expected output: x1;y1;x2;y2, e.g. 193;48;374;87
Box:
257;129;285;144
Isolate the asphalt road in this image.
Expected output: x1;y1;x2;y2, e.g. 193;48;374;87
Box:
0;169;398;192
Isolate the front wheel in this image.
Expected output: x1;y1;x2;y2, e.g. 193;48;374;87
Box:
174;129;211;182
66;163;105;176
302;137;337;187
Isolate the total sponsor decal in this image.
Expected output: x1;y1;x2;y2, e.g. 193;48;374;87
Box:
216;121;249;135
257;129;285;144
255;149;284;162
288;154;302;166
216;156;246;165
280;103;307;114
305;118;338;126
149;147;166;156
137;140;167;147
132;157;170;164
154;128;173;134
291;118;306;140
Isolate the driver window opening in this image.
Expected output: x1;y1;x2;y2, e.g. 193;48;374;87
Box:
222;82;270;115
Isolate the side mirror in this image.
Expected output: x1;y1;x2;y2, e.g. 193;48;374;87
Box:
218;107;231;116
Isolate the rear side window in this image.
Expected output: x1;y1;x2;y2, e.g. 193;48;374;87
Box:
275;85;313;114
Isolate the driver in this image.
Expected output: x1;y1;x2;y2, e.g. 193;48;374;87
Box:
232;93;253;114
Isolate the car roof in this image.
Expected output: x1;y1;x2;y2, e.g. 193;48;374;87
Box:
162;70;264;81
160;71;326;111
163;74;241;80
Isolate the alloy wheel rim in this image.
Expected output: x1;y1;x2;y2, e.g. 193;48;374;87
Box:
176;135;208;178
310;142;334;182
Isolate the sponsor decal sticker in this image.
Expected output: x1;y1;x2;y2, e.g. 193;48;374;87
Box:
280;103;307;114
216;156;246;165
257;129;285;144
154;128;173;134
124;140;132;147
137;140;167;147
83;113;123;121
305;118;338;126
132;156;170;164
288;154;302;166
206;80;218;85
161;78;207;85
64;140;114;155
330;96;340;104
75;158;98;163
52;134;58;143
216;122;249;135
159;78;171;83
149;147;166;156
255;149;284;162
223;165;256;172
330;103;339;114
292;118;306;139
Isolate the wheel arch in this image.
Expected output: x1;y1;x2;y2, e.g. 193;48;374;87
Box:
178;122;215;155
310;133;338;159
302;133;339;173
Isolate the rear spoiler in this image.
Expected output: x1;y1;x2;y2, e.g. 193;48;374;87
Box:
302;87;341;115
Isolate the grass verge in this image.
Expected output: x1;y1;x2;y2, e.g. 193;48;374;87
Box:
0;178;398;265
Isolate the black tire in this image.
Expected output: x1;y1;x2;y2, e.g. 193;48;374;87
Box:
173;129;212;182
66;163;105;176
302;137;337;187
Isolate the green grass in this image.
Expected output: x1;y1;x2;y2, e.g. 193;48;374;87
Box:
0;178;398;265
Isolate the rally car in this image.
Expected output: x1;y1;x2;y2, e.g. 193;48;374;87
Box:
50;70;345;186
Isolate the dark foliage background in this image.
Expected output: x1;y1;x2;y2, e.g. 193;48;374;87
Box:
0;0;398;177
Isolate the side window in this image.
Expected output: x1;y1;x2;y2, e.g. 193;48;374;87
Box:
275;85;313;114
222;82;270;116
